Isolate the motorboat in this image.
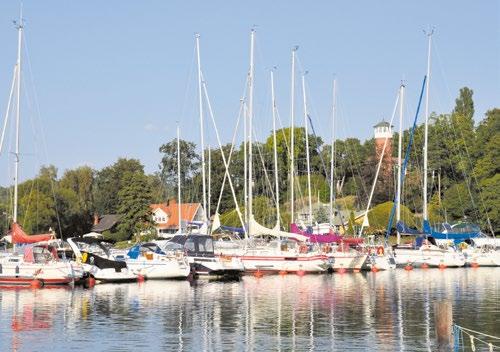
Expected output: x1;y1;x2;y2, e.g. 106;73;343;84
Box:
0;242;83;287
219;238;330;275
159;235;244;279
67;237;137;283
117;242;191;279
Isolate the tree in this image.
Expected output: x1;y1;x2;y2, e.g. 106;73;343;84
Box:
94;158;144;214
158;139;200;187
115;172;155;241
453;87;474;120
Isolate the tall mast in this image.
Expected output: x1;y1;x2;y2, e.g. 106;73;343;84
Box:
396;82;405;245
301;73;312;225
423;29;433;222
329;79;337;226
13;12;23;224
289;46;298;225
195;34;207;222
243;102;248;223
208;145;211;219
247;29;255;233
177;123;182;233
271;70;280;229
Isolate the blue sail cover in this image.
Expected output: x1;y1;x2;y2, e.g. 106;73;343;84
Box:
127;245;140;259
396;221;424;235
422;220;480;243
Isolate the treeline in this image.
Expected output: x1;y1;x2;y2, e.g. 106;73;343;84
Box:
0;87;498;238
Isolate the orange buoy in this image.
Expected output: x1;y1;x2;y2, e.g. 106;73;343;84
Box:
338;267;347;274
471;262;479;268
279;270;287;276
30;279;43;289
84;276;96;288
137;274;146;282
438;263;447;270
353;268;361;273
297;269;305;276
371;266;379;273
421;263;429;269
404;264;413;271
254;270;264;278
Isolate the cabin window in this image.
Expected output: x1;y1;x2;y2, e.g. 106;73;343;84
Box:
185;239;195;252
198;238;214;252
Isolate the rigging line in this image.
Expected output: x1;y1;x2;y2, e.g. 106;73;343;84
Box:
214;98;244;216
0;65;17;156
386;75;427;238
23;30;63;239
201;73;246;232
307;114;347;234
359;89;400;237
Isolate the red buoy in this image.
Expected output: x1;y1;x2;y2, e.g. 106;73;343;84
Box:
471;262;479;268
371;266;379;273
338;267;347;274
297;269;305;276
137;274;146;282
254;270;264;278
438;263;447;270
404;264;413;271
421;263;429;269
279;270;287;276
30;279;43;289
84;276;96;288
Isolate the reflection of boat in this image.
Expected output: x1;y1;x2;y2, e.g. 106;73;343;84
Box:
0;242;82;286
67;237;137;283
118;242;191;279
159;235;244;279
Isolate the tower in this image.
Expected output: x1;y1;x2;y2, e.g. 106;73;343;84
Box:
373;120;394;177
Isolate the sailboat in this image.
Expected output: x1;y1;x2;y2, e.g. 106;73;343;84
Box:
215;36;329;274
0;14;84;286
389;32;465;268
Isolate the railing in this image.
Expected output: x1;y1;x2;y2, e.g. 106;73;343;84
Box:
453;324;500;351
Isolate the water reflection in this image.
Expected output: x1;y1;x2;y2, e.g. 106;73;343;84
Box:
0;269;498;351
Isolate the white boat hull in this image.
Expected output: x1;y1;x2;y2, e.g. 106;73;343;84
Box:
0;255;82;286
125;258;191;279
237;254;329;274
394;247;465;267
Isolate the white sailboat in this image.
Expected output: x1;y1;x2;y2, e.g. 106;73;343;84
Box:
0;14;83;287
219;36;328;274
392;31;465;268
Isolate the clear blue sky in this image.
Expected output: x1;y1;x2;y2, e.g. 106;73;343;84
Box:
0;1;498;186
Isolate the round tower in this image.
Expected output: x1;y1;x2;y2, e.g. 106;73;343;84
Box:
374;119;393;159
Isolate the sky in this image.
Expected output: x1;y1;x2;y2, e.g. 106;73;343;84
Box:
0;1;498;186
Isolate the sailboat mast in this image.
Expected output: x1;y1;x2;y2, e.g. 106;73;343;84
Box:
13;15;23;223
289;46;298;225
247;29;255;233
271;70;280;229
329;79;337;226
396;82;405;244
208;145;211;219
301;74;312;225
243;102;248;223
177;124;182;233
423;29;433;222
195;34;207;222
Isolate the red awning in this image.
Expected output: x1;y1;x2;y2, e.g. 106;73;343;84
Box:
11;222;53;244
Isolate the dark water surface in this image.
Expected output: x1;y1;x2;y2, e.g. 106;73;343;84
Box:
0;268;498;351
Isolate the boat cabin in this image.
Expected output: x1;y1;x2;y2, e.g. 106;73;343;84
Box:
170;235;215;258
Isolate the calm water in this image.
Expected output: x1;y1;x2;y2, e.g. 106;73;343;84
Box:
0;268;499;352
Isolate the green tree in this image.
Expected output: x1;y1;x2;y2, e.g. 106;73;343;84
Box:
115;172;155;241
94;158;144;214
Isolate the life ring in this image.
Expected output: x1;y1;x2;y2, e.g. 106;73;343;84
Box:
376;246;384;256
299;244;308;254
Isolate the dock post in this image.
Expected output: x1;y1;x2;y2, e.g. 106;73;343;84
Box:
434;300;453;350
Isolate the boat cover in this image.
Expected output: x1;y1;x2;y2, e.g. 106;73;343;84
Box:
423;220;480;243
11;222;53;244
